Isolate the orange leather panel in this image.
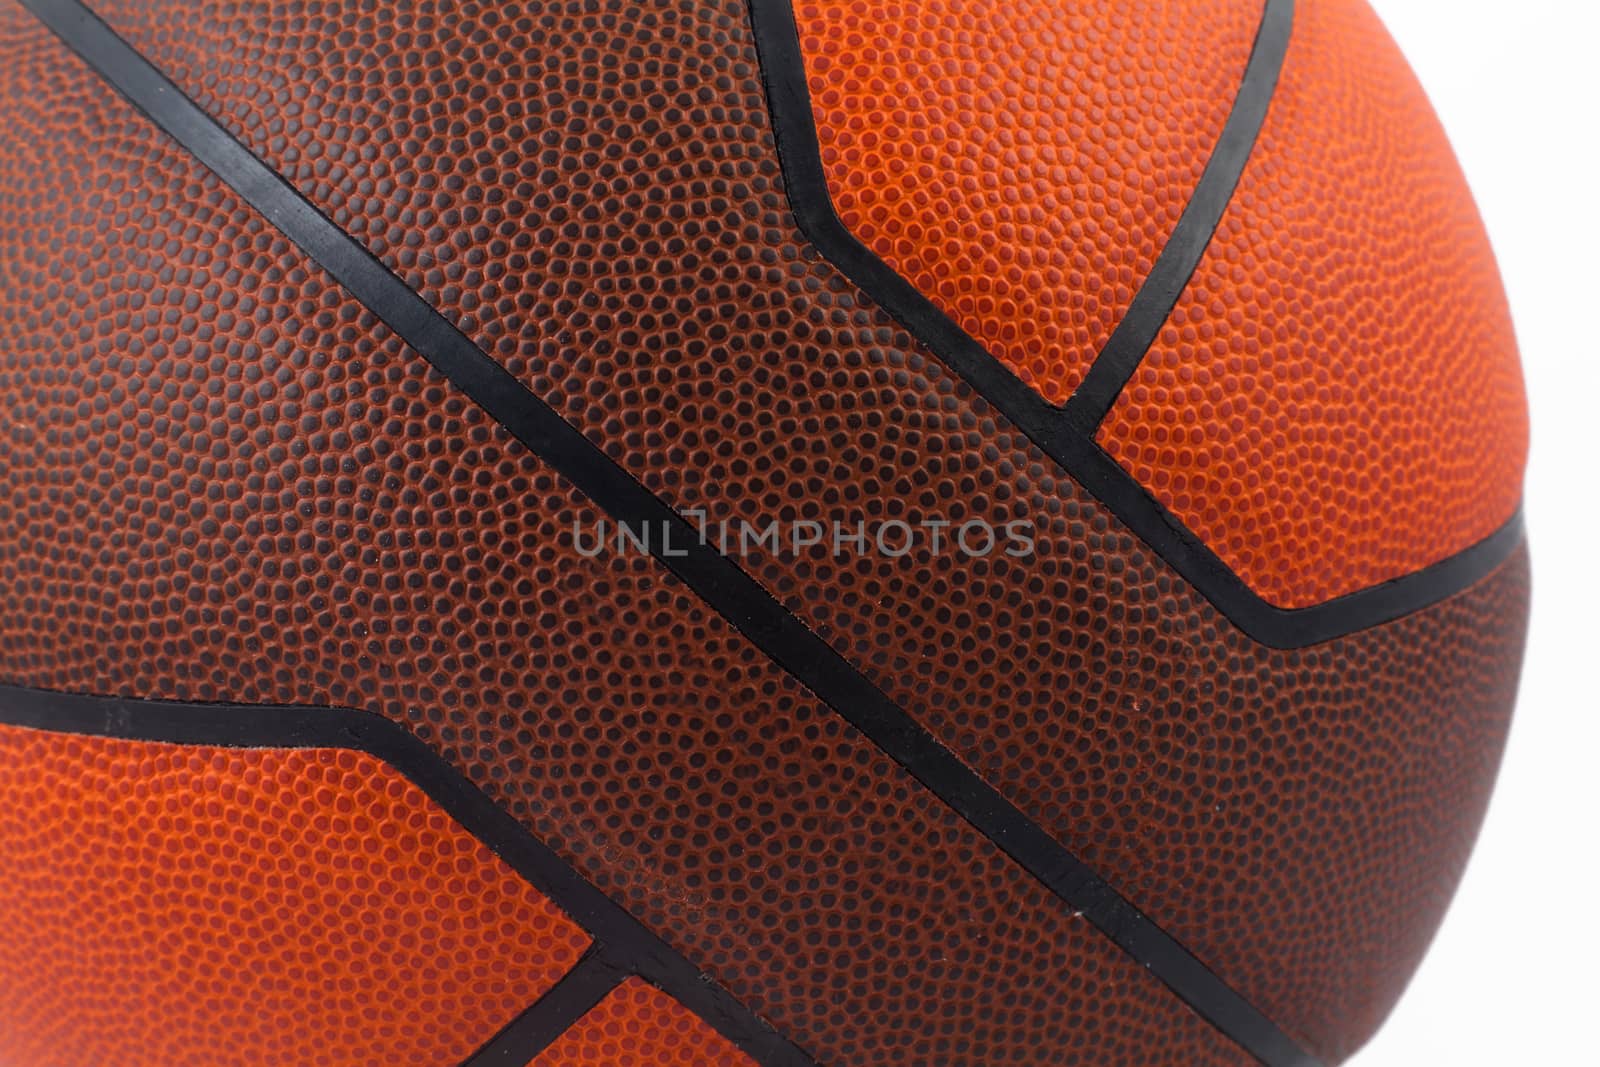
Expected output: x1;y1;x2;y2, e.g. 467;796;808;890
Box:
1098;0;1528;607
0;723;589;1067
793;0;1261;402
532;978;754;1067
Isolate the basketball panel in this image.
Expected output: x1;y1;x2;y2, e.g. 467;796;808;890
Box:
792;0;1262;402
531;979;755;1067
0;723;589;1067
1098;0;1529;608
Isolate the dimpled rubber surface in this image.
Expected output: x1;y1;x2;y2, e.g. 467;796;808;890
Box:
0;20;1253;1067
66;0;1533;1060
1098;0;1528;608
792;0;1261;403
0;722;588;1067
533;979;754;1067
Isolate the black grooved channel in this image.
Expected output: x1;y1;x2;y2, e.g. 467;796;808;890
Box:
747;0;1525;649
0;684;817;1067
1061;0;1294;430
21;1;1316;1063
459;948;626;1067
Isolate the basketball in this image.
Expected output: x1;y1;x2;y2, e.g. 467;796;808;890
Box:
0;1;1529;1065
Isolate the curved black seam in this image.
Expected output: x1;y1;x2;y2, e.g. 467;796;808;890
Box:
748;0;1523;648
0;684;817;1067
1062;0;1294;432
23;3;1317;1064
458;947;626;1067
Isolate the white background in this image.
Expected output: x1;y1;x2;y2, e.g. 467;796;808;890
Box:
1357;2;1599;1063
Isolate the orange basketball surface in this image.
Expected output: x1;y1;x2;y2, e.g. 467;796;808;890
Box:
0;723;590;1067
532;980;755;1067
798;0;1528;608
0;0;1533;1065
794;0;1262;403
1096;0;1528;606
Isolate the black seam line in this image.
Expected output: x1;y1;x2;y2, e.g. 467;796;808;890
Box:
749;0;1524;649
0;683;817;1067
1061;0;1294;433
457;947;626;1067
24;3;1316;1065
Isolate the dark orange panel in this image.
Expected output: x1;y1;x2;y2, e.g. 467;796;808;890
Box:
792;0;1262;402
532;979;753;1067
0;723;589;1067
1099;0;1528;608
